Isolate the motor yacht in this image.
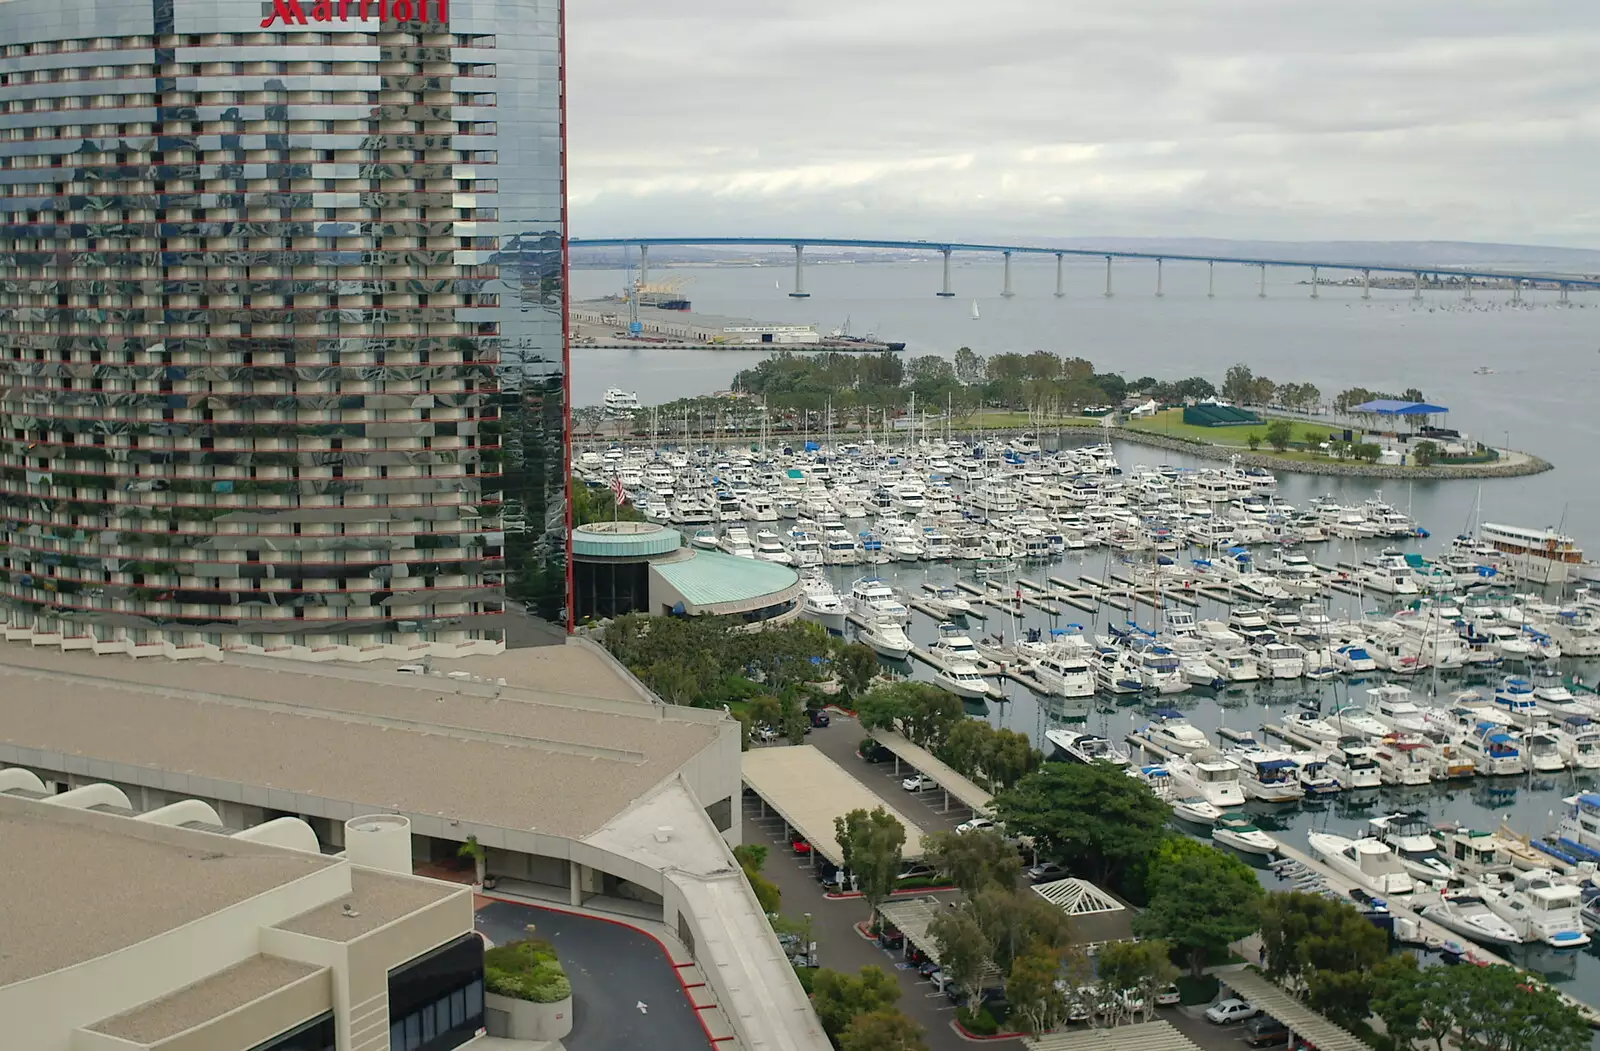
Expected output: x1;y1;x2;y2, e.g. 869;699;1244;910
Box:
929;623;991;670
1212;814;1280;856
847;577;911;624
1205;648;1261;683
1295;754;1341;795
1479;870;1589;948
1131;644;1190;695
1031;646;1097;699
1491;676;1544;725
1234;751;1304;803
1438;827;1518;883
1328;703;1389;741
919;582;973;618
799;572;847;634
1282;705;1343;744
1366;813;1454;883
1251;640;1306;680
1166;750;1245;807
934;661;993;700
1460;721;1525;776
822;528;860;565
1373;734;1433;786
1332;644;1377;673
1141;709;1212;754
1307;833;1415;897
1195;620;1246;649
1365;685;1429;733
1420;894;1523;948
1170;795;1223;825
1521;725;1567;773
1045;729;1130;768
1094;647;1147;695
1226;607;1276;644
1554;715;1600;770
718;527;757;559
753;529;793;564
1358;551;1421;595
1301;646;1339;682
858;616;913;660
1552;794;1600;860
784;529;823;567
1324;739;1383;789
740;491;779;523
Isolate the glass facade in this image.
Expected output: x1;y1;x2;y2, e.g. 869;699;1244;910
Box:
387;931;486;1051
0;0;567;659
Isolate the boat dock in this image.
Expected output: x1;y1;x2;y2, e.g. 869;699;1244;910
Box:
908;599;987;622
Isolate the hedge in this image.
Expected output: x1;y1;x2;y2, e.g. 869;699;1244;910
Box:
484;938;572;1004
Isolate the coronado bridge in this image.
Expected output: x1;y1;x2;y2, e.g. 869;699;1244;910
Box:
568;236;1600;303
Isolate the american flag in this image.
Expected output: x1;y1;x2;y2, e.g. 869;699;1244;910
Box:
609;475;626;506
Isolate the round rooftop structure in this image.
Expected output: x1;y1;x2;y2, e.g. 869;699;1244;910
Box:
571;521;684;560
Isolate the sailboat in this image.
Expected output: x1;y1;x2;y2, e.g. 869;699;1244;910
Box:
970;299;980;320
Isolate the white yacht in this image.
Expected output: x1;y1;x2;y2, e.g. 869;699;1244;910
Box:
1479;523;1585;585
1555;715;1600;770
753;529;793;565
847;577;911;624
1205;648;1261;683
822;528;860;566
602;388;641;416
1419;894;1523;948
1307;833;1415;897
784;528;823;567
1195;620;1246;649
1170;795;1223;826
1031;646;1097;699
1555;794;1600;858
1332;644;1377;673
1324;740;1383;789
1373;735;1434;786
740;492;779;523
1131;644;1190;695
1328;703;1389;741
1141;709;1212;754
1251;640;1306;680
858;616;913;660
1234;752;1304;803
929;623;990;669
1365;685;1428;733
1459;721;1526;776
1166;750;1246;808
1366;813;1454;883
934;661;992;700
799;572;847;634
1521;725;1567;773
718;527;757;559
1212;814;1280;856
920;583;974;618
1479;870;1590;948
1359;551;1421;595
1045;729;1130;768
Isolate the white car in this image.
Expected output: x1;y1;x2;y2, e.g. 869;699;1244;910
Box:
1155;984;1181;1006
902;773;939;792
956;817;995;833
1205;998;1259;1024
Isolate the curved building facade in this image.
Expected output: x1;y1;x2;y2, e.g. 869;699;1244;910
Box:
0;0;567;659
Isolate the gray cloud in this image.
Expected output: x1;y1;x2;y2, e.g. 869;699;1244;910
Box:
567;1;1600;244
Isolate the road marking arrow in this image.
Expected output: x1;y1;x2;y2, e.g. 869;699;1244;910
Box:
637;1001;649;1014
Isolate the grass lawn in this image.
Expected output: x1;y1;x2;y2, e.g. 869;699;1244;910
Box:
1127;409;1334;448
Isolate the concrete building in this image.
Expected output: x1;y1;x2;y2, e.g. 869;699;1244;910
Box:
0;641;830;1051
0;791;482;1051
0;0;569;659
571;521;802;623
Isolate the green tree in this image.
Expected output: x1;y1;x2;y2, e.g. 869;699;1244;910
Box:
855;681;965;749
954;346;987;386
927;908;992;1002
1400;386;1425;403
747;695;782;735
833;642;879;699
839;1009;927;1051
993;761;1171;885
1259;892;1388;994
1250;376;1276;406
920;828;1022;898
1355;441;1382;463
1173;376;1217;401
982;728;1042;790
810;966;901;1041
1374;960;1588;1051
732;844;781;914
1135;838;1263;976
967;885;1075;975
1221;363;1255;405
1264;419;1293;452
1096;938;1178;1023
1247;432;1262;451
1413;440;1438;466
781;697;809;745
938;718;993;780
834;806;906;920
1006;944;1072;1036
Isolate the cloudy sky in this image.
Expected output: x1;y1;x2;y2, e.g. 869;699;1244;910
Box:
565;1;1600;246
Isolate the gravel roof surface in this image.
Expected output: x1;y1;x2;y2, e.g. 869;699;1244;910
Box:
89;955;325;1042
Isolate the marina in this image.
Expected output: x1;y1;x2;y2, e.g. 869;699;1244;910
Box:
578;428;1600;1009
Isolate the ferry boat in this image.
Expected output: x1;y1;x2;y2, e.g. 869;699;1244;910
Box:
1045;729;1130;768
1307;833;1415;897
1479;523;1588;585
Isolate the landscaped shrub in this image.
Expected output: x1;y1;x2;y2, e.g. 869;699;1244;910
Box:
956;1005;1000;1035
484;938;572;1004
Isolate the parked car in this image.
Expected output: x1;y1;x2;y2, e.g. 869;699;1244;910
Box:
1027;861;1068;883
791;838;811;855
753;725;779;742
902;773;939;792
1155;984;1181;1006
1205;998;1259;1024
1244;1017;1291;1047
897;862;937;881
808;708;830;728
956;816;995;833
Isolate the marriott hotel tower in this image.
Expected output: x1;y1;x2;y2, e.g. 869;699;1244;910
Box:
0;0;567;659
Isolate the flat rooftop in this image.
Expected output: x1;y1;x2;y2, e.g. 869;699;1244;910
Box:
89;955;326;1043
741;745;926;866
278;868;465;941
0;796;337;986
342;640;651;703
0;644;727;840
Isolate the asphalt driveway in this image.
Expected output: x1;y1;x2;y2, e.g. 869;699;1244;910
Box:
475;901;710;1051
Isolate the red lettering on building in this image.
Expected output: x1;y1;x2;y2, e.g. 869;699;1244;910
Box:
262;0;445;26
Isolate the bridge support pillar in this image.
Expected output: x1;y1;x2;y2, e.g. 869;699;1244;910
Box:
789;244;810;298
1310;266;1319;299
1054;253;1065;298
937;248;955;297
1207;260;1214;298
638;244;649;288
1560;284;1570;306
1001;250;1016;298
1103;256;1114;298
1463;278;1473;301
1513;280;1522;305
1258;265;1267;298
1413;271;1423;301
1155;258;1164;298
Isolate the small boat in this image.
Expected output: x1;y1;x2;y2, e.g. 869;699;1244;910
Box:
970;299;981;320
934;661;993;700
689;528;719;550
1420;894;1522;948
1170;795;1222;825
1045;729;1131;768
1167;750;1245;808
1306;832;1416;897
1212;814;1280;856
920;582;974;618
858;616;913;660
1333;644;1377;673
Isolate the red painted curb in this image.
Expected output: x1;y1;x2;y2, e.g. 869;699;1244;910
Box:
951;1019;1028;1042
477;894;718;1051
825;884;958;900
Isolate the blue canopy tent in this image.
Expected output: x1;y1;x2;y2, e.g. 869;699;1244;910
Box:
1350;399;1449;415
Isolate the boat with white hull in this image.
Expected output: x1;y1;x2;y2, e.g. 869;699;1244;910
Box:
1307;833;1415;897
1141;709;1212;754
1234;752;1304;803
1212;813;1280;856
1167;750;1246;808
1367;813;1454;884
799;572;847;634
934;661;993;700
1045;729;1130;768
1420;894;1523;949
1478;869;1590;948
858;617;913;660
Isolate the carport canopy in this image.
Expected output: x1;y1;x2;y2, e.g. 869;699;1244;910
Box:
868;729;994;816
742;744;926;867
877;897;1000;985
1219;971;1374;1051
1027;1019;1204;1051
